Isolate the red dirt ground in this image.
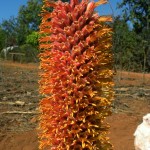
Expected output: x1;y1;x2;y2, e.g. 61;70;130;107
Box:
0;60;150;150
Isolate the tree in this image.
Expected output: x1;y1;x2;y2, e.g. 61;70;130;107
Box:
0;26;6;51
118;0;150;72
26;31;39;48
18;0;43;31
16;0;43;45
118;0;150;34
113;17;139;70
1;17;18;46
17;0;69;45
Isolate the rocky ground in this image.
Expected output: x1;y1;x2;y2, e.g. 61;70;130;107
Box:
0;60;150;150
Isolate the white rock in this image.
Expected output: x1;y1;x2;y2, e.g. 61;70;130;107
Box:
15;101;25;106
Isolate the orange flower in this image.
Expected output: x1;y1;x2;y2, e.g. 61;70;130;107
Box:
39;0;114;149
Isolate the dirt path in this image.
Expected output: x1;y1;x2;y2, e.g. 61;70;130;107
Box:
0;60;150;150
0;113;145;150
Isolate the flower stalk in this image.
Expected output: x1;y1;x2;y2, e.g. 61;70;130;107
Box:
39;0;114;149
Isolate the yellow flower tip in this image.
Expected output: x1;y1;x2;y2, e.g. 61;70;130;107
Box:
98;16;113;22
95;0;108;7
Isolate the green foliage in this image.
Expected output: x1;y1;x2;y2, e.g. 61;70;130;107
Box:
118;0;150;33
20;44;39;62
112;17;148;71
16;0;43;45
116;0;150;72
18;0;43;31
0;0;70;47
0;27;6;51
1;17;18;46
26;31;39;49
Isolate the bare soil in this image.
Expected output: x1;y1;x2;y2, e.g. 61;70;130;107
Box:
0;60;150;150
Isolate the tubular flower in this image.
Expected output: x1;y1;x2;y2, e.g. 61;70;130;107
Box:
39;0;114;149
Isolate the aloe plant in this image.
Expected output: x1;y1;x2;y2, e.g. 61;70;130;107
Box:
39;0;114;149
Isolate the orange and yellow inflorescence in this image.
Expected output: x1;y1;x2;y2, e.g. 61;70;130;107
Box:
39;0;114;149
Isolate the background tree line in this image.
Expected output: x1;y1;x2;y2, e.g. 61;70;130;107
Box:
113;0;150;72
0;0;149;71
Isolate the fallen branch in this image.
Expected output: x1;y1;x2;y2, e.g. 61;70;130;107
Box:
0;111;39;115
0;101;36;106
115;94;131;96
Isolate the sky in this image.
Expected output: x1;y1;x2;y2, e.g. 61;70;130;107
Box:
96;0;122;17
0;0;27;23
0;0;122;23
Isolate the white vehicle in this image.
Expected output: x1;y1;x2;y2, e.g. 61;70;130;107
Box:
1;45;19;59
